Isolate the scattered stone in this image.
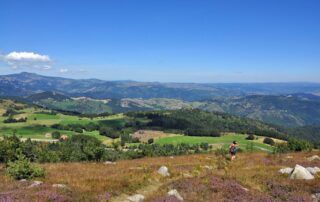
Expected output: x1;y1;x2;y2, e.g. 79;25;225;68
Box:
279;167;293;174
307;155;320;162
182;173;193;178
19;179;27;182
129;167;144;170
126;194;145;202
290;165;314;180
167;189;183;201
306;167;320;175
204;165;213;170
104;161;116;165
240;186;249;192
52;184;67;188
311;193;320;202
158;166;170;177
28;181;43;188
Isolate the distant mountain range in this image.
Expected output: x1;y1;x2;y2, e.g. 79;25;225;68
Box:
1;72;320;101
1;72;320;127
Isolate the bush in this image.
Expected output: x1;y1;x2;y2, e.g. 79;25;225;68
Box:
148;138;154;144
263;137;275;146
51;131;61;139
99;127;120;139
287;138;312;152
6;153;45;180
246;134;255;140
200;142;209;150
273;143;290;154
214;147;228;157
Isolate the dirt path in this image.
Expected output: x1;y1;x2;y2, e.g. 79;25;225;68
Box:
110;179;166;202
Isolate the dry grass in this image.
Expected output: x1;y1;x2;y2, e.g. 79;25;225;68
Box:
0;152;320;201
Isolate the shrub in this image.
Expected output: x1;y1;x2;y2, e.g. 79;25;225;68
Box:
215;147;228;157
200;142;209;150
6;153;45;180
51;131;61;139
273;143;290;154
148;138;154;144
99;127;120;139
287;138;312;152
246;134;255;140
263;137;275;146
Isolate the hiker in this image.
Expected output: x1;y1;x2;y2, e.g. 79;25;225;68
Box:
229;141;238;160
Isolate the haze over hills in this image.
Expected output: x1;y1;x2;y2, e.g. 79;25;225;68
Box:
1;72;320;101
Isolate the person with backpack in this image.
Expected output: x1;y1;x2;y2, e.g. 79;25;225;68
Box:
229;141;238;160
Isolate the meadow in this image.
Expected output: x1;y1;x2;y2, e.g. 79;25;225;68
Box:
0;152;319;201
0;100;283;151
155;134;275;152
0;101;122;144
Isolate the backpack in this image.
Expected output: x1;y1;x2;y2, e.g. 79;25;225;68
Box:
230;145;237;153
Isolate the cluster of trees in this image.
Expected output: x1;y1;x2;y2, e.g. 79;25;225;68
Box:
0;135;210;164
273;138;313;154
127;109;287;140
3;117;27;123
2;108;20;117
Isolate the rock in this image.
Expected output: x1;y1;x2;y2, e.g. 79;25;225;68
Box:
158;166;170;177
182;173;193;178
290;165;314;180
169;156;174;159
104;161;116;165
52;184;67;188
285;156;293;159
28;181;43;188
19;179;27;182
279;167;293;174
306;167;320;175
307;155;320;161
126;194;145;202
311;193;320;202
204;165;213;170
167;189;183;201
241;186;249;192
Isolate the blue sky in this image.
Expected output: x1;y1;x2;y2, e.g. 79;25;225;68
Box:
0;0;319;82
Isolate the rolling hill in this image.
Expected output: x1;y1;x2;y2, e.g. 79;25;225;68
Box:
1;72;320;101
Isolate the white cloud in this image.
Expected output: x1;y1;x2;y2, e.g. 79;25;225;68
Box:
59;68;69;73
1;51;52;70
4;51;50;62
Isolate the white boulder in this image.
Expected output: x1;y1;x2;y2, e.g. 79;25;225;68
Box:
28;180;43;188
104;161;116;165
311;193;320;202
279;167;293;174
307;155;320;161
306;167;320;175
290;164;314;180
158;166;170;177
52;184;67;188
126;194;145;202
168;189;183;201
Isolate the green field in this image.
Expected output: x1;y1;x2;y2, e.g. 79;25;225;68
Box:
0;100;280;151
155;134;275;152
0;101;122;144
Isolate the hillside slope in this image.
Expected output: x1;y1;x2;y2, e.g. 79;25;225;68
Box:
1;152;319;201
